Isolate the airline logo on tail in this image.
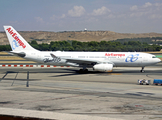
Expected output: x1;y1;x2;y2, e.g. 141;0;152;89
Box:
6;27;26;49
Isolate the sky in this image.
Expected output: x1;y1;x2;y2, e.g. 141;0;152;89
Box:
0;0;162;33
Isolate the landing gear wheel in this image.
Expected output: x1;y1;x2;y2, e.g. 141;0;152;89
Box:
140;70;144;73
79;69;88;73
79;69;83;72
84;69;88;73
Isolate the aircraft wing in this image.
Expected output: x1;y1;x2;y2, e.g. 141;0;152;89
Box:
50;53;113;66
66;58;99;65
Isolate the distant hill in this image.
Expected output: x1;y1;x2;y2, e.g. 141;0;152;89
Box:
1;31;162;45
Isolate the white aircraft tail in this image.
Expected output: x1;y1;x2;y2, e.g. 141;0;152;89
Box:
4;26;38;51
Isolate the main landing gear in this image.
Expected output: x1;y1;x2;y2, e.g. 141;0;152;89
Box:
79;68;88;73
79;69;88;73
140;67;145;73
78;65;88;73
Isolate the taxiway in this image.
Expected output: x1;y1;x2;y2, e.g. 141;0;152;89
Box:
0;65;162;120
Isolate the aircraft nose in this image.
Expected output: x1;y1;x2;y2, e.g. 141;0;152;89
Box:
157;58;161;63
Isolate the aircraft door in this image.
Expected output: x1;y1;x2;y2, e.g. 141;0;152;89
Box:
37;53;42;62
143;56;148;61
142;55;148;64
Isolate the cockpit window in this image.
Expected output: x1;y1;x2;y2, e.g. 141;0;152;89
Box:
152;56;156;58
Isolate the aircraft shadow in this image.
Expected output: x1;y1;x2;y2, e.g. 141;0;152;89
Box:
49;69;162;77
0;68;162;78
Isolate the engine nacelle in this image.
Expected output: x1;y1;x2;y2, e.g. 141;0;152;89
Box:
93;64;113;72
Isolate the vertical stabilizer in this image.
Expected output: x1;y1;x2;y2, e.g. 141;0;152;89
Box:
4;26;38;51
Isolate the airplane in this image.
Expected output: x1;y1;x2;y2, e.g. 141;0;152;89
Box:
3;26;161;73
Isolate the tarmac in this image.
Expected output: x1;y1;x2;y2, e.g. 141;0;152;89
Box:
0;64;162;120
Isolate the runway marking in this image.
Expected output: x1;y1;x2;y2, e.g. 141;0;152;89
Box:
11;72;18;86
0;72;8;81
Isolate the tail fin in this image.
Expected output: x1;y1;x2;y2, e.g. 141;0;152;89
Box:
4;26;38;51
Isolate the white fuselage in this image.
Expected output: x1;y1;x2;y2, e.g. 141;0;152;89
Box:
22;51;161;68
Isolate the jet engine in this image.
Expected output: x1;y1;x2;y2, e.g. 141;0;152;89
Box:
93;63;113;72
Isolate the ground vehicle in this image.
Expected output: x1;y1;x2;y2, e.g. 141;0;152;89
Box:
153;79;162;85
138;79;151;85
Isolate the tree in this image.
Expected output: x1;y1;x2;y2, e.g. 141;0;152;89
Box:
31;40;38;45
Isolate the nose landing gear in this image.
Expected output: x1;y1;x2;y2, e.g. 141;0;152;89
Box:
140;67;145;72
